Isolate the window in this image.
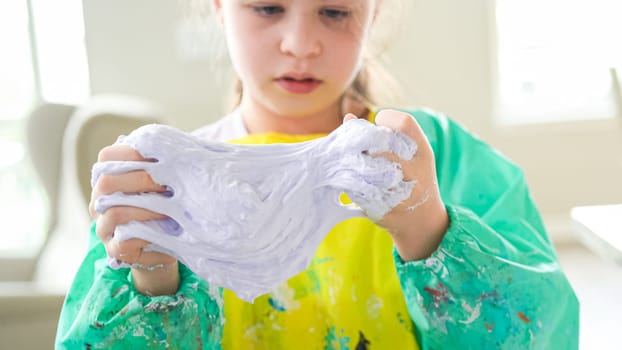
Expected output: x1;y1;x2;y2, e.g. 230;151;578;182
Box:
31;0;90;105
495;0;622;124
0;0;88;258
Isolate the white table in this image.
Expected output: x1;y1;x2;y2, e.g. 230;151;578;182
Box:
571;204;622;266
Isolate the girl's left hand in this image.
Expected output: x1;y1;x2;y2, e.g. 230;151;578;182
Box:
344;109;449;261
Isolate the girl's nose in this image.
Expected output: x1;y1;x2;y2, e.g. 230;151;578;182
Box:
279;15;322;59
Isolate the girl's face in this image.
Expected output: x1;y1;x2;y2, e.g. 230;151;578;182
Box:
214;0;377;120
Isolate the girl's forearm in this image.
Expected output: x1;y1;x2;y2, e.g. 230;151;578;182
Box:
131;261;180;296
384;195;449;262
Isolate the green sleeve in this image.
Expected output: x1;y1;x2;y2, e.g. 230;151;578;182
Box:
55;223;224;349
394;109;579;349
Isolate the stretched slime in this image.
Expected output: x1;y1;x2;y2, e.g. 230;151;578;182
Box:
92;119;417;301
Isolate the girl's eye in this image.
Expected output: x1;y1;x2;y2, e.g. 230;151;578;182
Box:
253;5;284;17
319;8;350;20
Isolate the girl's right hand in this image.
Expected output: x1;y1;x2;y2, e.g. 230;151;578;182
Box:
90;144;180;296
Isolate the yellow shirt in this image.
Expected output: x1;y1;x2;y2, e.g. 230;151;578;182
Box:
223;131;419;349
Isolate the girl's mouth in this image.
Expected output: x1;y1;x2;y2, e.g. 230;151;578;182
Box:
276;77;322;94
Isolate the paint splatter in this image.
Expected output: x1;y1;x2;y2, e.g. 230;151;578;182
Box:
423;282;449;307
459;300;481;324
269;285;300;311
478;290;498;301
111;285;129;298
268;297;286;312
517;311;531;323
366;295;383;319
396;312;406;325
324;326;351;349
355;331;371;350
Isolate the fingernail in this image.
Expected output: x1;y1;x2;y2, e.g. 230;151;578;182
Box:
158;218;182;236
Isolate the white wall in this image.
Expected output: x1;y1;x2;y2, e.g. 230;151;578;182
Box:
381;0;622;235
82;0;622;238
83;0;232;132
82;0;494;131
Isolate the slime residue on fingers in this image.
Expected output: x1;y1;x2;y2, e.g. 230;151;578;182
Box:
92;119;417;302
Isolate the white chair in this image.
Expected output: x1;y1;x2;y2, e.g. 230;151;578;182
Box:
0;94;162;349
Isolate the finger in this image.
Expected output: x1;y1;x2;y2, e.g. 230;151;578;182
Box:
89;171;167;218
94;192;179;221
91;145;161;218
369;151;416;181
105;238;176;267
96;206;168;242
89;201;98;219
343;113;358;123
98;144;151;162
105;237;151;264
95;170;166;195
91;161;158;185
374;109;426;145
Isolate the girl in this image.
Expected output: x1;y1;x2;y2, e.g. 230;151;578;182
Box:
56;0;579;349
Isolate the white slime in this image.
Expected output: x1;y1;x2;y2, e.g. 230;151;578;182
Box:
92;119;417;302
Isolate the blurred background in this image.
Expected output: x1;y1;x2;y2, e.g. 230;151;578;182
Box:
1;0;621;348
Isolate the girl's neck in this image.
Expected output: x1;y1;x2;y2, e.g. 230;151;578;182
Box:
239;97;369;135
